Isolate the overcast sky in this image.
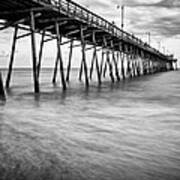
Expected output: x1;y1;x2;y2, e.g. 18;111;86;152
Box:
76;0;180;64
0;0;179;67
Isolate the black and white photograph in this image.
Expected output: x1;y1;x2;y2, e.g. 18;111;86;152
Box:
0;0;180;179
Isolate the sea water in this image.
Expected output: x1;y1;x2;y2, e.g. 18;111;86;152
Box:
0;69;180;180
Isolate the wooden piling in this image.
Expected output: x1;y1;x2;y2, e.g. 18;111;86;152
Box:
136;61;141;76
128;59;132;78
147;59;151;74
100;50;105;77
55;22;66;90
6;25;18;89
93;32;101;85
111;41;120;82
121;52;125;80
52;52;59;84
80;26;89;87
126;55;131;78
107;51;115;83
37;30;45;78
0;72;6;100
131;47;136;77
89;50;95;80
116;51;120;73
119;43;125;80
103;62;107;78
128;57;133;78
132;60;136;77
30;11;40;93
95;51;101;85
103;37;114;83
78;60;83;81
66;39;73;82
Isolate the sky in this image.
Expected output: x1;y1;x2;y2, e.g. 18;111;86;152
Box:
0;0;179;68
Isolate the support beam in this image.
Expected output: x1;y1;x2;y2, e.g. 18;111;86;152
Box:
89;50;96;80
126;55;131;78
0;7;52;16
116;51;120;71
103;37;114;83
120;52;125;80
103;62;107;78
38;18;75;24
37;30;45;78
119;43;125;80
78;60;83;81
80;26;89;87
44;37;57;43
52;52;59;84
0;13;41;31
55;22;66;90
136;61;141;76
129;55;133;78
30;11;40;93
66;39;74;82
17;32;31;40
6;25;18;89
131;47;136;77
100;50;105;77
107;51;115;83
111;41;120;81
132;60;136;77
0;72;6;101
86;46;102;52
92;31;101;85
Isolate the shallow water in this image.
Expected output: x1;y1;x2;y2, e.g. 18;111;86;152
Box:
0;69;180;180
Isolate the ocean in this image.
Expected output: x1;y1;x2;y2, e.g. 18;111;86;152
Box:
0;69;180;180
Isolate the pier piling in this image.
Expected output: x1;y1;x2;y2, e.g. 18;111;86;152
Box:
6;25;18;89
80;26;89;87
66;39;73;83
52;52;59;84
100;50;105;77
30;11;40;93
0;72;5;100
93;32;101;85
104;37;114;83
111;41;120;82
55;22;66;90
37;30;45;78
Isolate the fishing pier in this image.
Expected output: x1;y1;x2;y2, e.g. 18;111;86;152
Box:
0;0;178;99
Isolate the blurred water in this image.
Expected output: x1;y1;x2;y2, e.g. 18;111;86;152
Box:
0;69;180;180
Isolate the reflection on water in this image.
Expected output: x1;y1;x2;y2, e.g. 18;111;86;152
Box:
0;69;180;180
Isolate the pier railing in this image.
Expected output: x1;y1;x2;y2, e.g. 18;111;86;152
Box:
38;0;139;40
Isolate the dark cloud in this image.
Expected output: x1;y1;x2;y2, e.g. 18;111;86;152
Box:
110;0;180;8
150;0;180;8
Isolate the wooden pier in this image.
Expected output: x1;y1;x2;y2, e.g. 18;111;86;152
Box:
0;0;178;98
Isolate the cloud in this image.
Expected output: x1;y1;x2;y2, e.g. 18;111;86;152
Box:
75;0;180;38
150;0;180;8
109;0;180;7
74;0;180;59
